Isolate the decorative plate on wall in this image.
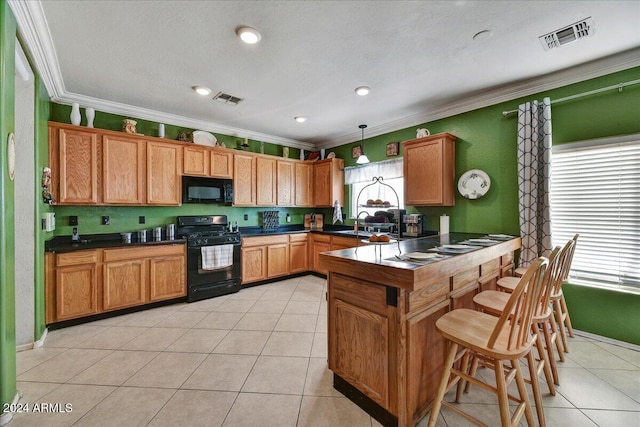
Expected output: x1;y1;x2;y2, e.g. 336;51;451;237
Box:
192;131;218;146
458;169;490;199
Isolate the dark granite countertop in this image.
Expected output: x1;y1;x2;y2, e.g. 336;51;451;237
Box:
45;233;186;253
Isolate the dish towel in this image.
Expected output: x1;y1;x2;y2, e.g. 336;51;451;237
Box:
333;200;343;224
201;244;234;270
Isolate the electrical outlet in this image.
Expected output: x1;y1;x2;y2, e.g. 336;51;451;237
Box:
243;214;248;221
102;215;110;225
69;216;78;226
139;216;145;224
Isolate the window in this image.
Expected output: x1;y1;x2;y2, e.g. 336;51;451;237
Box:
344;159;404;218
550;135;640;293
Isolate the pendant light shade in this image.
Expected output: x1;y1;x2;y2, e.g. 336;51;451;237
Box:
356;124;370;164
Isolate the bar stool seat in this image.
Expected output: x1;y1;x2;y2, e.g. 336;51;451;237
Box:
497;276;520;292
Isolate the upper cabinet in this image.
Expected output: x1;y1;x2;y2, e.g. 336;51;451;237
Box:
314;158;344;207
256;156;277;206
403;133;456;206
55;127;99;204
233;153;256;206
102;135;145;204
211;149;234;178
147;141;182;205
295;162;313;207
276;160;295;206
183;145;234;179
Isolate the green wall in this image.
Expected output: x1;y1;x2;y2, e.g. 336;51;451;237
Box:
0;0;17;410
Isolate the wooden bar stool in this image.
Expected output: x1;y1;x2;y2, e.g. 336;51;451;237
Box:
473;246;568;427
551;234;578;353
427;257;548;427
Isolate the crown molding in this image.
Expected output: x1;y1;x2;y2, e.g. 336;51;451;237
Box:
11;0;640;151
318;48;640;149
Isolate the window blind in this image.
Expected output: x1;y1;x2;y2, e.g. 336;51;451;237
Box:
550;137;640;292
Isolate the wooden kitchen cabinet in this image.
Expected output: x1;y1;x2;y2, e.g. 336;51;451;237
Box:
295;162;314;207
256;156;277;206
102;135;145;204
314;158;344;207
277;160;295;206
55;127;99;204
241;235;290;283
233;153;256;206
103;249;147;311
403;133;456;206
147;141;182;205
149;245;187;301
289;234;309;274
211;148;233;178
183;145;210;176
53;250;99;321
310;234;331;274
330;235;360;251
45;244;186;324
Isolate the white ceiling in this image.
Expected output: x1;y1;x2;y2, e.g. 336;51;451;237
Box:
10;1;640;149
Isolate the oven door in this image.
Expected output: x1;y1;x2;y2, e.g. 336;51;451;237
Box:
186;243;241;301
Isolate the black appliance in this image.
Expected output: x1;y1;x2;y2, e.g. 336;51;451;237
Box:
177;215;241;302
182;176;233;204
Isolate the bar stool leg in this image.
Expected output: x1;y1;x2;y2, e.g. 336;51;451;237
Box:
427;341;459;427
560;294;575;337
526;350;546;427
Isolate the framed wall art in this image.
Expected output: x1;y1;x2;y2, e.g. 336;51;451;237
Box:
386;141;399;157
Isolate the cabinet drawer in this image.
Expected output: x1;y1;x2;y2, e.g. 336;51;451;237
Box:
57;250;99;267
331;236;359;249
242;235;289;247
408;279;449;314
311;233;331;243
289;233;309;243
104;244;184;262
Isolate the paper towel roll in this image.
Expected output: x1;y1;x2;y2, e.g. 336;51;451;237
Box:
440;214;449;235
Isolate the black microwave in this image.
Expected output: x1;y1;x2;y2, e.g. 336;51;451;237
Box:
182;176;233;204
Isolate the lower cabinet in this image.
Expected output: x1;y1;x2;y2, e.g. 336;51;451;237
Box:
289;234;309;274
241;235;290;284
45;244;186;324
310;234;331;275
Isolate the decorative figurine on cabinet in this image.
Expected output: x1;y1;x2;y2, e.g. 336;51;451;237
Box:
42;167;55;204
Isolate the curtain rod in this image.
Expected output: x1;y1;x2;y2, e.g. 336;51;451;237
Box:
501;78;640;117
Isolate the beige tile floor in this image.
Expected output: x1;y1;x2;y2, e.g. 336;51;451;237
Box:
10;275;640;426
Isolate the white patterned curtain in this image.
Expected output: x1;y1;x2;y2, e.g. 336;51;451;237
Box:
517;97;552;267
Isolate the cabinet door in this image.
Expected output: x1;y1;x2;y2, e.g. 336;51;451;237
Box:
149;255;186;301
233;153;256;206
295;162;313;207
242;246;267;283
103;259;147;310
312;240;331;275
256;157;277;206
58;128;98;204
290;241;309;274
103;135;145;204
147;141;182;205
267;244;289;278
211;149;233;178
403;135;456;206
314;159;344;207
451;283;480;310
277;160;295;206
56;264;98;320
184;145;209;176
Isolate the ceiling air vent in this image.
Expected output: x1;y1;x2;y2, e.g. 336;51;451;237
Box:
212;91;243;105
539;17;595;51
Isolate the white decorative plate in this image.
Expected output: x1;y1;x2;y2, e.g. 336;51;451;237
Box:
192;130;218;146
443;244;473;249
468;239;498;244
458;169;491;199
405;252;438;260
488;234;513;239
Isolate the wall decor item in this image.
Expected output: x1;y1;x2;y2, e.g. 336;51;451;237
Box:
7;133;15;181
299;149;304;160
457;169;491;199
122;118;137;134
306;151;321;161
70;102;81;125
85;108;95;128
282;147;289;158
352;145;362;159
158;123;165;138
42;166;55;204
192;130;217;146
241;138;250;150
320;148;326;159
386;141;399;157
416;128;430;138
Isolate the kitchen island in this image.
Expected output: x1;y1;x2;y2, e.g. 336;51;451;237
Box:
319;233;521;427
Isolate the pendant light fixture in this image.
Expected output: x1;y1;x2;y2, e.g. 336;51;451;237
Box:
356;124;370;164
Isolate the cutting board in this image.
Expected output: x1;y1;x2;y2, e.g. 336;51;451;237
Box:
304;214;323;229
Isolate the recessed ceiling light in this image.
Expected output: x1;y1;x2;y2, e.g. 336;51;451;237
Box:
472;30;492;41
236;26;261;44
294;116;307;123
193;86;212;96
355;86;371;96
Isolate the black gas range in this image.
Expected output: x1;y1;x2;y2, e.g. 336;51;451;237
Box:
177;215;242;302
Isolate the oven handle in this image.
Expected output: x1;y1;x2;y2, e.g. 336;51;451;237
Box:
192;281;239;293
